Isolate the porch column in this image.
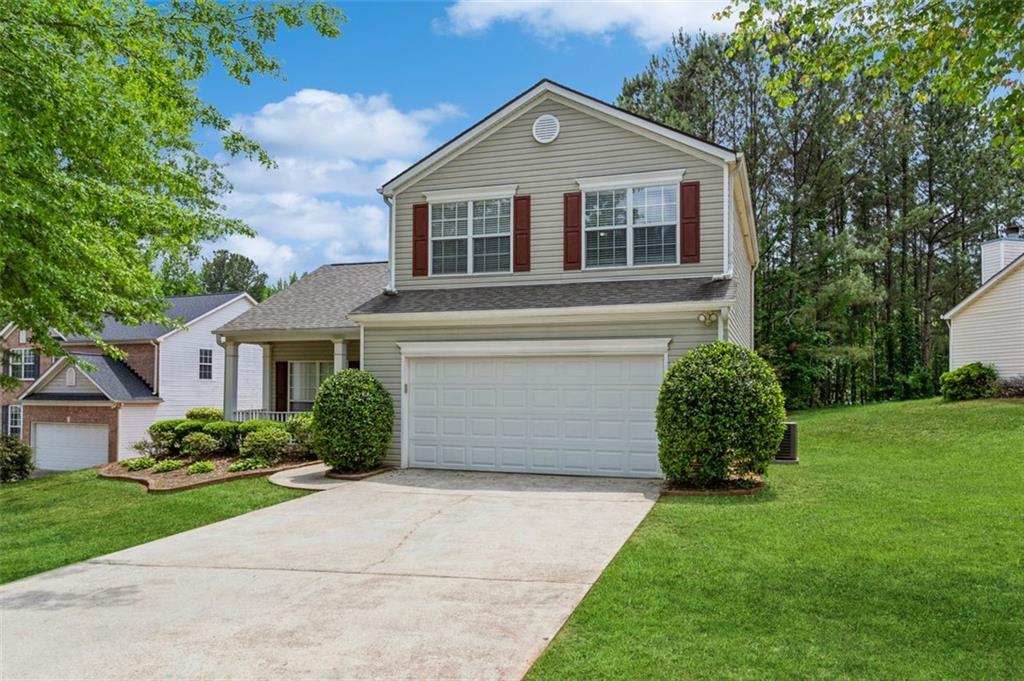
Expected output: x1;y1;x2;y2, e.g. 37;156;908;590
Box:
333;340;347;372
261;343;272;411
223;341;239;420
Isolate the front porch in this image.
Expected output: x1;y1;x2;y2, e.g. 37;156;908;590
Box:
221;337;360;421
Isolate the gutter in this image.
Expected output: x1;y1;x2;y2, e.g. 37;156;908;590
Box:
379;189;398;295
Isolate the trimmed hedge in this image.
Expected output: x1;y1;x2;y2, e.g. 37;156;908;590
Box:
148;418;187;441
173;419;207;439
185;407;223;421
940;362;998;401
312;369;394;472
237;419;286;437
240;428;289;462
0;435;34;482
203;420;241;452
180;432;219;458
656;342;786;486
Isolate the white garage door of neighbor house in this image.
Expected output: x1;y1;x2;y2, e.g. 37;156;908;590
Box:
407;355;664;478
34;423;109;471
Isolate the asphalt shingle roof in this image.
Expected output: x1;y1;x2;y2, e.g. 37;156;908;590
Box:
30;353;160;402
352;276;735;315
216;262;388;333
64;292;244;342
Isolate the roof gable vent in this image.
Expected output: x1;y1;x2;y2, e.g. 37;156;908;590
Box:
532;114;560;144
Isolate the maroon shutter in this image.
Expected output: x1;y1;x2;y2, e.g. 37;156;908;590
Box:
563;192;582;270
1;405;8;435
274;362;288;412
513;195;531;272
680;181;700;263
412;203;429;276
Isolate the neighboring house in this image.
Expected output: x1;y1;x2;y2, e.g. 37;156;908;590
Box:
1;325;57;442
217;79;759;479
20;293;263;470
942;228;1024;377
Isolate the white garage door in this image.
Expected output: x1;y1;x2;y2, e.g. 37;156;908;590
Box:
34;423;109;471
407;355;663;478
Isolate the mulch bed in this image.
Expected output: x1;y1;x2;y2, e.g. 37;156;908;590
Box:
662;474;766;497
99;457;314;493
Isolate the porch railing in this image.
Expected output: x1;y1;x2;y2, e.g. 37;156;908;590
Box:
232;409;299;423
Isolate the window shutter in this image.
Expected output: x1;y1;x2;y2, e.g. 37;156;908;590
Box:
513;195;531;272
680;181;700;263
274;362;288;412
412;203;429;276
1;406;8;436
563;192;582;270
31;352;40;379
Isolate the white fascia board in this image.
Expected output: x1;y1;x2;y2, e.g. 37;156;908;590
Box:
351;300;734;328
731;156;760;264
422;184;518;203
20;399;117;407
380;81;735;195
398;337;672;358
0;323;14;340
942;254;1024;319
576;169;686;192
214;328;360;343
157;293;256;342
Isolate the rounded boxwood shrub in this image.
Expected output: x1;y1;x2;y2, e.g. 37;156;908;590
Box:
237;419;286;437
180;432;219;459
285;412;315;458
203;420;241;452
185;406;223;421
312;369;394;472
656;342;786;486
0;435;34;482
940;362;997;401
240;428;289;463
173;419;207;440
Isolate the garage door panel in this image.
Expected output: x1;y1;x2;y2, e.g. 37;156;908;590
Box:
408;355;663;478
34;423;109;471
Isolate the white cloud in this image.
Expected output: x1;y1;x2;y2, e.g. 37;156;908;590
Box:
441;0;734;49
216;89;460;276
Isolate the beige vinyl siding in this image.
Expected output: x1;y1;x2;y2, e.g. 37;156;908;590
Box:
394;94;726;290
949;263;1024;376
726;203;754;349
35;366;105;396
362;319;717;466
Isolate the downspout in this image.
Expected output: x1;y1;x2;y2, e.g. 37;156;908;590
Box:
149;340;159;396
379;189;398;295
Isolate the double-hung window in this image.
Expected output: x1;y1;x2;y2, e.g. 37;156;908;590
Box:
198;348;213;380
7;405;22;439
583;183;678;268
288;361;333;412
7;349;37;380
430;197;512;275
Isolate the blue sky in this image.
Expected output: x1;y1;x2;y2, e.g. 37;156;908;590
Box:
199;1;731;278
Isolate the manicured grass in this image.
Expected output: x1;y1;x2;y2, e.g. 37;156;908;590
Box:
0;470;308;584
529;398;1024;680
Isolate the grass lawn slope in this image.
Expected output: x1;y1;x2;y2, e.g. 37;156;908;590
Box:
529;398;1024;680
0;470;307;584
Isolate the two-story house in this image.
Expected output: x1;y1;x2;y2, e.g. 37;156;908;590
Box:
19;292;263;470
1;325;56;442
217;80;758;479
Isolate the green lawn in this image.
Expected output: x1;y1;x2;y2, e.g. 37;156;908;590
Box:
0;470;307;584
529;398;1024;680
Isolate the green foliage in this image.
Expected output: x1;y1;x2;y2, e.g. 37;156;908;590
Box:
200;250;269;300
285;412;315;457
173;420;207;444
180;432;220;459
312;369;394;472
240;428;289;463
148;419;187;440
940;363;998;401
157;250;203;297
237;419;286;437
131;439;168;460
203;421;241;452
228;457;270;472
656;342;786;486
0;1;344;377
151;459;185;473
0;435;34;482
122;456;155;472
185;407;223;422
186;461;215;475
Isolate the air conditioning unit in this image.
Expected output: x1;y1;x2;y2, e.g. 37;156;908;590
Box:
774;422;798;464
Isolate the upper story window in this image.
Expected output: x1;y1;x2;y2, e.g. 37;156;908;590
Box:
198;348;213;380
584;183;678;269
6;348;38;380
430;197;512;275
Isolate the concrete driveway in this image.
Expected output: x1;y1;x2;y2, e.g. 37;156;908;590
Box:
1;469;659;680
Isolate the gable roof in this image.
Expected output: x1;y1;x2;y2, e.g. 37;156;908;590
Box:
379;79;737;195
943;253;1024;320
215;262;388;334
63;292;250;343
22;353;159;403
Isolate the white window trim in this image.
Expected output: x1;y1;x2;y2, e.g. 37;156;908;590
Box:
8;348;37;381
428;196;515;277
576;169;686;192
287;360;333;411
7;404;22;438
397;338;672;358
198;348;213;380
422;184;517;203
582;183;679;270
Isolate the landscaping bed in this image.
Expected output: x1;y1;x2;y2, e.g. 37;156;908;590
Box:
100;457;311;492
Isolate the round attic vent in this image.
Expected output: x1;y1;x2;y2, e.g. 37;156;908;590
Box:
532;114;560;144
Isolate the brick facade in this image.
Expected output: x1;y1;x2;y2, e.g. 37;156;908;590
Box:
64;341;158;390
21;404;119;462
2;327;56;440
